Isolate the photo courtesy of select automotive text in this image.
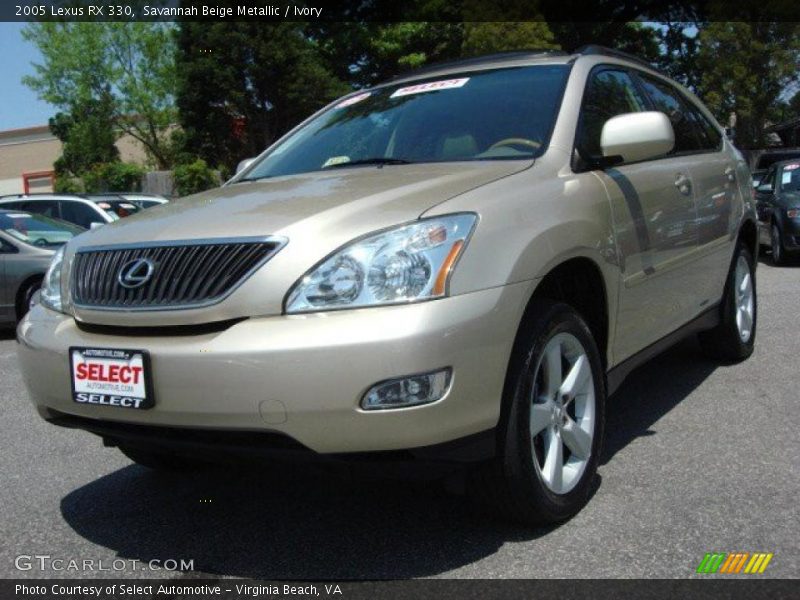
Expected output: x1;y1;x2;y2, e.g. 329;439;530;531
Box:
0;0;797;598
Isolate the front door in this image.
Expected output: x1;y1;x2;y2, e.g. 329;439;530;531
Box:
577;67;700;362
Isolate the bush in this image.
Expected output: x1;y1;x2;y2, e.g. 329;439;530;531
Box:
173;158;220;197
54;176;84;194
83;162;145;193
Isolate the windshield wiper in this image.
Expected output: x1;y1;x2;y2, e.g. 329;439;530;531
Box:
323;157;414;169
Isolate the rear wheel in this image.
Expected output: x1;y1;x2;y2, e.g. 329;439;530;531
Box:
470;300;605;526
119;446;210;471
699;242;756;361
771;223;784;265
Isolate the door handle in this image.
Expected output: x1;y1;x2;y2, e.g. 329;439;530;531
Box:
675;174;692;196
724;166;736;182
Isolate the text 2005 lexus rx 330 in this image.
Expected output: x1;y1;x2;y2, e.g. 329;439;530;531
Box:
18;47;757;525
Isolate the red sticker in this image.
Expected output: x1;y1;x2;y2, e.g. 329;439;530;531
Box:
391;78;470;98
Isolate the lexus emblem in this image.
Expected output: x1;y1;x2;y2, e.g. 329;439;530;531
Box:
118;258;155;289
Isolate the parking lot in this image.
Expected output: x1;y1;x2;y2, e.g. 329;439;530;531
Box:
0;255;797;580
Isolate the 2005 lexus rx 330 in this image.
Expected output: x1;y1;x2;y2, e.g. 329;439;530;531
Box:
18;46;757;525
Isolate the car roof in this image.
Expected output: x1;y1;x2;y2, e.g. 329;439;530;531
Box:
385;45;661;86
0;194;97;205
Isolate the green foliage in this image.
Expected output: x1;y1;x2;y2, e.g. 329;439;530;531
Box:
22;22;177;168
698;22;800;149
83;162;145;193
175;23;350;173
656;23;702;91
54;177;84;194
49;93;119;178
173;159;220;197
461;22;559;56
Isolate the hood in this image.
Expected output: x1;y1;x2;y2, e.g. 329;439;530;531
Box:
74;161;529;248
65;161;529;327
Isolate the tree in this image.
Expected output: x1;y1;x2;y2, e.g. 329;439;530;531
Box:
698;22;800;149
49;92;120;180
462;22;559;55
656;22;703;92
22;22;177;168
175;22;349;172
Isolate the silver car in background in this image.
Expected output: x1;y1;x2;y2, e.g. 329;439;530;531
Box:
0;210;84;325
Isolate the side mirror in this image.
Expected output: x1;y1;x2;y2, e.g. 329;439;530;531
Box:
756;183;773;194
236;157;256;175
601;111;675;164
90;222;104;230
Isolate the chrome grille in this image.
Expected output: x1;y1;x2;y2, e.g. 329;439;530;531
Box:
71;237;285;310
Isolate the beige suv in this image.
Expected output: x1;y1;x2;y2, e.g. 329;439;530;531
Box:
17;47;757;525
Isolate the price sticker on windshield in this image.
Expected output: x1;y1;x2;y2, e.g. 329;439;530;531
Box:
390;78;470;98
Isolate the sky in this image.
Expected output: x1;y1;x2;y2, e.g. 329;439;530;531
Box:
0;22;56;131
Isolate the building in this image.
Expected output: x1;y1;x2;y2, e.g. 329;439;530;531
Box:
0;125;148;195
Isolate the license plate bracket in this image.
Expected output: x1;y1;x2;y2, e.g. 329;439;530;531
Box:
69;347;154;410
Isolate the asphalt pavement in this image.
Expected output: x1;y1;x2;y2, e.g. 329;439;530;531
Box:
1;254;798;580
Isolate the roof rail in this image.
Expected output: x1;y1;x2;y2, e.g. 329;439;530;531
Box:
575;45;657;71
390;49;569;81
0;192;81;199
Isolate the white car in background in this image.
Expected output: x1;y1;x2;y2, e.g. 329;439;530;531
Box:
0;195;118;229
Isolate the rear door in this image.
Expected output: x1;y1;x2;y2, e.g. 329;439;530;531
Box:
638;73;738;312
577;67;700;362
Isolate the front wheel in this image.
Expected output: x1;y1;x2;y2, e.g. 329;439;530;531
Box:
470;300;605;526
699;242;756;362
16;280;41;321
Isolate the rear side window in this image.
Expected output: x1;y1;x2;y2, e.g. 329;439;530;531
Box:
576;69;647;159
637;75;709;154
20;200;60;219
688;103;722;151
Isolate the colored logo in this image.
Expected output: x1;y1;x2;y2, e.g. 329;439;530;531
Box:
696;552;774;574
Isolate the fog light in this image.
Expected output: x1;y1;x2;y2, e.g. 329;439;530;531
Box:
361;368;452;410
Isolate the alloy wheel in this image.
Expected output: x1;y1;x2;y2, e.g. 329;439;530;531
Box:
529;332;595;495
734;255;754;343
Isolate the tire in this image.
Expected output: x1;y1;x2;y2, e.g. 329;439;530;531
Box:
119;445;210;471
469;299;605;526
15;279;41;321
771;222;784;265
699;242;756;362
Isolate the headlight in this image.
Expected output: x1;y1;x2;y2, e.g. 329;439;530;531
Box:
285;214;477;313
40;246;65;313
787;208;800;219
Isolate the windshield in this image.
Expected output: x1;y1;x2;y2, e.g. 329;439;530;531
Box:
780;163;800;192
0;211;85;247
241;65;570;180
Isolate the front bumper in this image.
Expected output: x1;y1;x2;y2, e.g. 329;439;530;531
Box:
17;283;531;455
